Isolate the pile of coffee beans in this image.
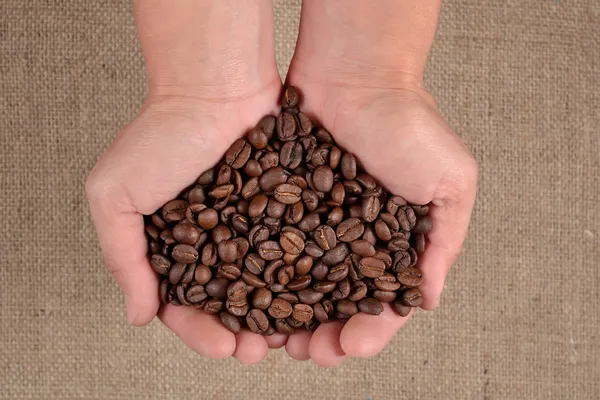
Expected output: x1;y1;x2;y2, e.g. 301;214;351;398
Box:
145;87;432;335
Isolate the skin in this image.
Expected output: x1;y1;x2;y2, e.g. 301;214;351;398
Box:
86;0;477;367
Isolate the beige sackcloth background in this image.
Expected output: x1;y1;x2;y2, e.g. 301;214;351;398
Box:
1;0;599;399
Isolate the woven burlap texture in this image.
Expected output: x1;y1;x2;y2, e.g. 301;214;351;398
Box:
1;0;599;399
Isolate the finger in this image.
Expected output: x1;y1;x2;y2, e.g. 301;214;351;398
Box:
233;330;269;364
285;330;312;361
308;322;347;367
339;303;413;358
265;332;289;349
158;304;236;358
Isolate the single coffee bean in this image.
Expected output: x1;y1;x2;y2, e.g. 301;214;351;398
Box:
329;146;342;169
201;243;217;266
413;233;426;254
340;153;357;180
411;204;430;216
292;304;314;323
313;280;337;294
197;208;219;230
330;278;351;301
180;263;196;284
244;254;265;276
396;267;423;287
218;263;242;281
226;299;249;317
227;280;247;302
205;278;229;298
327;262;349;282
287;275;312;291
260;167;289;193
152;213;167;230
357;257;385;278
194;264;212;285
244;159;263;177
220;312;241;333
246;226;267;249
297;289;324;305
217;240;238;263
277;293;299;305
350;240;376;257
287;175;308;190
146;225;160;241
301;190;319;212
265;217;282;236
274;183;302;205
248;194;268;219
257;240;284;261
149;240;162;255
216;164;232;186
211;224;232;244
380;212;400;233
362;196;381;223
197;168;216;185
275;318;295;335
280;141;304;169
171;244;198;264
336;218;364;242
393;299;412;317
186;284;208;303
295;256;313;275
262;199;284;219
159;279;171;303
358;298;383;315
276;112;298;141
413;216;433;234
343;180;362;195
225;139;251;169
150;254;171;275
241;177;261;200
252;287;273;310
268;298;293;319
310;261;329;281
270;283;288;293
388;235;410;252
277;265;295;285
355;173;376;190
311;146;330;167
375;273;402;291
325;206;343;227
321;243;350;266
313;225;337;251
204;299;223;315
231;214;249;233
209;184;234;200
315;128;334;143
402;288;423;307
220;206;237;225
231;237;250;260
259;151;280;172
159;228;175;245
298;212;321;232
374;290;397;303
312;165;334;192
296;112;313;136
348;281;368;301
282;252;299;266
241;270;267;288
329;182;346;206
374;219;392;241
246;309;270;334
336;299;358;316
284;201;304;225
162;200;188;222
258;115;276;138
373;250;393;270
281;86;299;108
313;302;329;322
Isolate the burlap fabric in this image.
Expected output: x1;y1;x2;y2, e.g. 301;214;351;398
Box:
1;1;598;399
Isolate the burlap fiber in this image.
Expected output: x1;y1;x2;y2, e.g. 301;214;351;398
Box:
1;0;599;399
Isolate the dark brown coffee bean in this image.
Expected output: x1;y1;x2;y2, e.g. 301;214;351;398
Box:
393;299;412;317
270;283;288;293
159;279;171;304
336;218;364;242
347;204;362;218
220;206;237;225
149;240;162;255
274;183;302;204
275;318;295;335
197;208;218;230
386;196;407;215
209;184;234;200
226;280;247;302
248;127;269;150
311;146;330;167
226;299;249;317
327;262;349;282
287;275;312;291
387;236;409;253
287;175;308;191
324;206;342;227
411;204;430;216
284;202;304;225
292;304;313;323
374;219;392;241
218;263;242;281
350;240;376;257
402;288;423;307
336;299;358;316
312;165;334;192
362;196;380;223
313;225;337;251
361;225;376;246
203;299;223;315
373;250;393;270
375;273;401;291
294;256;313;276
258;152;279;172
211;224;232;244
159;228;175;245
171;244;198;264
265;216;281;235
146;225;160;241
276;293;298;305
220;312;241;333
225;139;251;169
245;195;267;220
162;200;188;222
330;278;350;301
186;284;208;303
329;146;342;169
277;264;294;285
257;114;276;138
397;267;423;287
300;190;318;212
257;240;283;261
276;112;297;141
315;128;334;143
180;264;196;284
241;270;267;288
281;252;298;266
296;112;313;136
152;213;167;230
194;264;212;285
308;260;328;281
413;216;433;234
280;141;304;169
244;159;263;177
362;186;383;198
205;278;229;298
216;165;232;186
297;212;320;232
281;86;299;108
297;289;324;305
321;243;350;266
228;213;248;234
201;243;217;266
380;212;400;233
328;182;345;206
348;281;368;301
150;254;171;275
358;298;383;315
354;173;376;190
313;280;337;294
217;240;237;263
268;298;293;319
300;135;317;160
357;257;385;278
260;167;288;193
374;290;397;303
246;309;270;334
241;177;261;200
313;302;329;322
185;203;206;225
251;287;272;310
343;180;362;196
340;153;357;180
246;226;267;249
263;260;283;286
244;254;265;276
413;233;426;254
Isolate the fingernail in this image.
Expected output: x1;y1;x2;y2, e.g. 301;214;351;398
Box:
124;295;137;325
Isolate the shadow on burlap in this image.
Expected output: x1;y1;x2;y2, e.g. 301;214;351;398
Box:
1;1;598;399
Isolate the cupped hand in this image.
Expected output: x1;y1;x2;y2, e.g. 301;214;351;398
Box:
279;68;478;366
85;81;282;364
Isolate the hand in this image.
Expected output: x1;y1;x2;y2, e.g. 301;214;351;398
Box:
279;1;477;365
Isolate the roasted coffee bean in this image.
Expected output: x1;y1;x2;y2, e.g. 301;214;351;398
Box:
246;225;268;249
314;225;337;251
274;183;302;204
152;213;167;230
287;275;312;291
275;318;295;335
362;196;380;223
336;299;358;316
311;146;330;167
321;243;350;266
150;254;171;275
171;244;198;264
330;278;350;301
162;200;188;222
146;225;160;241
375;273;402;291
313;302;329;322
413;233;426;254
263;198;284;219
263;260;283;286
276;112;298;141
244;253;265;276
203;299;223;315
231;237;250;260
159;279;171;304
358;298;383;315
241;270;267;288
388;234;410;252
327;262;349;282
243;159;262;177
348;281;368;301
245;309;270;334
397;267;423;287
328;146;342;169
226;299;249;317
196;208;218;230
200;243;216;266
374;290;397;303
330;182;345;206
227;280;248;302
297;212;320;233
303;241;324;259
194;264;212;285
280;141;304;169
282;252;299;266
258;152;280;172
277;293;298;305
281;86;300;108
220;312;241;333
180;264;196;284
218;263;242;281
149;240;162;255
315;128;334;143
252;287;273;310
301;190;319;212
313;280;337;294
411;204;430;216
312;165;334;192
288;175;308;190
186;284;208;303
257;240;284;260
159;228;175;245
258;115;276;138
260;167;288;193
284;201;304;225
295;255;313;276
296;112;313;136
225;139;251;169
357;257;385;278
373;250;393;270
326;206;344;227
248;194;268;219
217;240;238;263
206;278;229;298
297;289;324;305
277;265;295;285
336;218;364;242
270;283;288;293
340;153;357;180
220;206;237;225
402;288;423;307
292;304;314;323
268;298;293;319
393;299;412;317
211;224;232;244
311;261;329;281
216;164;232;186
413;216;433;234
241;177;261;200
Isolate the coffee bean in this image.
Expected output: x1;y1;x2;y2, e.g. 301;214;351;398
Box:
203;299;223;315
226;280;247;302
329;182;345;206
373;250;393;270
312;165;334;192
288;175;308;189
209;184;234;199
146;225;160;241
296;112;313;136
206;278;229;298
217;240;237;263
350;240;376;257
327;262;349;282
311;146;330;167
397;267;423;287
268;298;293;319
218;263;242;281
297;289;324;305
150;254;171;275
340;153;357;180
276;112;298;141
241;177;261;200
151;213;167;230
357;257;385;278
275;318;295;335
287;274;312;291
231;213;249;233
194;264;212;284
159;279;171;303
362;196;380;223
375;273;402;291
180;264;196;284
226;299;249;317
413;233;426;254
245;308;269;334
298;212;321;232
186;284;208;303
393;299;412;317
260;167;289;193
313;280;337;294
329;146;342;169
292;304;314;323
397;206;417;231
171;244;198;264
248;127;268;151
358;298;383;315
162;200;188;222
257;240;283;261
225;139;251;169
402;288;423;307
201;243;217;266
197;208;219;230
336;218;364;242
284;201;304;225
295;255;313;276
211;224;232;244
274;183;302;204
280;141;304;169
374;290;397;303
313;225;337;251
242;254;264;276
325;206;343;227
277;264;295;285
220;312;241;333
313;302;329;322
374;219;392;241
336;299;358;316
252;287;272;310
348;281;368;301
330;278;350;301
281;86;299;108
311;261;329;281
413;216;433;234
321;243;350;266
315;128;334;143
